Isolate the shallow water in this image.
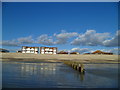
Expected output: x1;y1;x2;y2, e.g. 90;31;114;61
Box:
2;61;119;88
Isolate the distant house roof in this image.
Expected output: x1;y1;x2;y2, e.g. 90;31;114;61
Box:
70;52;79;54
92;50;105;54
57;51;68;54
92;50;113;55
40;46;57;48
22;46;39;48
0;48;9;53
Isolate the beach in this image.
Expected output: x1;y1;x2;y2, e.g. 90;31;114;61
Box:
1;53;119;64
2;53;119;88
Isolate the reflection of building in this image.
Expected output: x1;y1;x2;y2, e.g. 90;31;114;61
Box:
21;63;57;76
22;46;39;54
40;47;57;54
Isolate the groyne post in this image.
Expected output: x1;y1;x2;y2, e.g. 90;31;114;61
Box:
78;64;84;73
63;61;85;73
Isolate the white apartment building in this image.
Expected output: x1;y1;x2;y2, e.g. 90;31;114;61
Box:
22;46;39;54
40;47;57;54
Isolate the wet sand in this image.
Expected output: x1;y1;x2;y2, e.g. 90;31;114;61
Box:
1;53;119;63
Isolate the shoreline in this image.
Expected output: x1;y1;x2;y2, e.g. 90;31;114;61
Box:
1;53;119;64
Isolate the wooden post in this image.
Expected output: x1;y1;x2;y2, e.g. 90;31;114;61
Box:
74;64;77;70
77;64;79;70
72;63;74;68
78;64;85;73
73;64;75;69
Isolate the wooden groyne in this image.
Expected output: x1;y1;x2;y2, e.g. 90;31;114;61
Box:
63;61;85;73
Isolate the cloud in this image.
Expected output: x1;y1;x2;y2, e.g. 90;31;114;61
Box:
17;36;34;44
37;34;54;45
108;48;120;55
70;48;90;53
0;40;20;47
37;30;78;45
58;48;90;54
71;30;110;46
54;30;78;44
1;36;34;47
1;30;119;47
60;47;120;55
101;48;120;55
69;48;120;54
103;30;120;47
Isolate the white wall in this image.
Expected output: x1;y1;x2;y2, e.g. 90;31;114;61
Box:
22;47;39;54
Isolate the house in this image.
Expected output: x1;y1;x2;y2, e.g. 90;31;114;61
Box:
92;50;113;55
84;53;91;55
17;50;22;53
22;46;39;54
40;47;57;54
57;51;68;54
21;46;57;54
70;52;79;54
0;48;9;53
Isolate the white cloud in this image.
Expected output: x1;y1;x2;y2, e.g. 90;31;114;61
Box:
71;30;110;46
69;48;120;54
54;30;78;44
37;34;54;45
1;36;34;46
36;30;78;45
17;36;34;44
70;48;90;53
103;30;120;47
1;30;119;47
58;48;91;54
109;48;120;55
60;47;120;55
101;48;120;55
0;40;20;47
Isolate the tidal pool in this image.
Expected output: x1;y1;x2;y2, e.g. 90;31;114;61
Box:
2;61;119;88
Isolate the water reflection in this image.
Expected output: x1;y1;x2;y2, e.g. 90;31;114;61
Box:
2;61;119;88
20;62;57;77
72;70;85;82
80;72;85;81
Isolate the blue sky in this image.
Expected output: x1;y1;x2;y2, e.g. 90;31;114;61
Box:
1;2;119;54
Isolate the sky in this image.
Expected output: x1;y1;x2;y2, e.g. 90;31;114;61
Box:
1;2;120;54
1;0;120;2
